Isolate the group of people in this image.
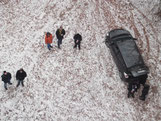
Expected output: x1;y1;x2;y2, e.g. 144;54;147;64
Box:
2;26;150;101
45;26;82;50
1;68;27;90
127;74;150;101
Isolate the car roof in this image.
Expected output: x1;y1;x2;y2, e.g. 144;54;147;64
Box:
116;38;144;68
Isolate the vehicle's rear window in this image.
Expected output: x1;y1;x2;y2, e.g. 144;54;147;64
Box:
116;39;144;68
110;30;130;39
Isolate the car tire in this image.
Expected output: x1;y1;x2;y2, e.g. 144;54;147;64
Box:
105;41;110;48
105;36;110;47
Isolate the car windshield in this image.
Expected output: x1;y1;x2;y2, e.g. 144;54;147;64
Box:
116;39;144;68
112;34;132;41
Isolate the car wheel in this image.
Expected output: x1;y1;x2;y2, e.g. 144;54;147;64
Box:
105;41;110;47
105;36;110;47
106;36;110;41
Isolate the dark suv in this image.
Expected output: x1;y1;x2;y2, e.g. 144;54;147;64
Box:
105;29;149;83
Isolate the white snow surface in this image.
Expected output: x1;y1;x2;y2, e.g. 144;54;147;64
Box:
0;0;161;121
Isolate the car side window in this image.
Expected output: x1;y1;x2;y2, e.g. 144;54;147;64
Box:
113;44;119;54
117;52;126;68
113;44;126;68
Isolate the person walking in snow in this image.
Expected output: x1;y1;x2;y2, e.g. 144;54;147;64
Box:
127;82;139;98
139;74;148;86
1;71;12;90
139;84;150;101
45;32;53;50
16;68;27;87
73;33;82;50
56;26;65;49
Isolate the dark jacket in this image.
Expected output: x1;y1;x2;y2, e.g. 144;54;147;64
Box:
56;29;65;40
141;84;150;96
73;33;82;43
139;84;150;101
1;72;12;83
139;74;148;86
128;82;139;93
16;70;27;80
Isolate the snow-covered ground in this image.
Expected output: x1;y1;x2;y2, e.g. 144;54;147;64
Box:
129;0;161;44
0;0;161;121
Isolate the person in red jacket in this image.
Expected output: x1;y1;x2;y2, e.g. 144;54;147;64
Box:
45;32;53;50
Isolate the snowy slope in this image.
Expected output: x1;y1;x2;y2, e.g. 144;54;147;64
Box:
0;0;161;121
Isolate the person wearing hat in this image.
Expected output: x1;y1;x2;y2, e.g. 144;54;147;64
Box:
56;26;65;49
73;33;82;50
1;71;12;90
16;68;27;87
45;32;53;50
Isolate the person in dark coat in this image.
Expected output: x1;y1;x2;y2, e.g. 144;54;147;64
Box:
1;71;12;90
139;74;148;86
127;82;139;98
73;33;82;50
139;84;150;101
56;26;65;49
16;68;27;87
